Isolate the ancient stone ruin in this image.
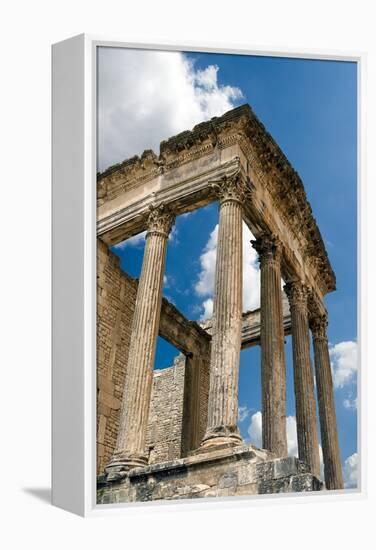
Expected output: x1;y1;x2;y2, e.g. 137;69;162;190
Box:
96;104;343;504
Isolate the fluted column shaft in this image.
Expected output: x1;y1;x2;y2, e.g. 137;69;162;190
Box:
253;233;287;456
285;281;320;478
201;173;246;448
311;314;343;489
106;205;175;476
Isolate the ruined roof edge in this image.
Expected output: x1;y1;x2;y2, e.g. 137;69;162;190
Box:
97;103;336;292
97;105;252;180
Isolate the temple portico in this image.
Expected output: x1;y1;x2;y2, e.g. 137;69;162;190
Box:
97;104;343;502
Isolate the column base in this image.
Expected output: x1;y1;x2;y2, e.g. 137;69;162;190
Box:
105;453;148;481
199;425;242;452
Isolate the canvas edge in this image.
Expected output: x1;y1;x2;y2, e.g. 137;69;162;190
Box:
52;33;87;516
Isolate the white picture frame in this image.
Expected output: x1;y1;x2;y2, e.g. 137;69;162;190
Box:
52;34;366;517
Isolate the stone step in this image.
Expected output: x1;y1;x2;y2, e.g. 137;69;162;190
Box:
97;446;322;504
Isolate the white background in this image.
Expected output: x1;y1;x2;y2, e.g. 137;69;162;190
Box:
1;1;375;548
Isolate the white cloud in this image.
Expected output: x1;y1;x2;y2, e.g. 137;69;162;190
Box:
180;211;195;219
319;446;325;480
248;411;262;448
343;396;357;410
195;224;218;299
238;405;251;423
284;416;324;479
286;416;298;458
195;222;260;319
112;231;146;250
98;49;243;171
343;452;358;489
329;341;358;388
195;65;219;90
169;225;178;244
201;298;214;321
242;224;261;312
247;411;324;479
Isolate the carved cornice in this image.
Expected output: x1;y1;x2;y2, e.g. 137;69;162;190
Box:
97;107;251;206
97;104;336;295
251;231;282;265
97;150;163;206
159;106;249;158
284;280;309;311
304;243;335;295
146;203;175;238
240;113;336;294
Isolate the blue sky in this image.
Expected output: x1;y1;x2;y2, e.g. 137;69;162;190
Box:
98;47;358;487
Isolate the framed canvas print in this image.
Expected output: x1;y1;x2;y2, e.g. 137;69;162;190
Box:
52;35;364;516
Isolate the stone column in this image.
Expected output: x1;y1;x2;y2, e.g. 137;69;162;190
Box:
310;313;344;489
284;281;320;478
252;233;287;457
106;204;175;478
200;172;246;449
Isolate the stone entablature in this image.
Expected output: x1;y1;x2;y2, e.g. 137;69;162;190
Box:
202;293;291;348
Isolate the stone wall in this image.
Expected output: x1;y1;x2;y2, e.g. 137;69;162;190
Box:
146;356;186;464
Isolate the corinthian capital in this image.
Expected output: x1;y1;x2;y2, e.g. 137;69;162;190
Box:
284;280;308;310
146;203;175;238
310;313;328;340
214;170;250;205
251;231;282;264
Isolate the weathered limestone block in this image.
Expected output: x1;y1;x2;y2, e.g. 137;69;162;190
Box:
97;390;121;410
146;355;186;464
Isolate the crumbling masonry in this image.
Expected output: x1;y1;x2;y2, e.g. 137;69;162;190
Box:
96;104;343;504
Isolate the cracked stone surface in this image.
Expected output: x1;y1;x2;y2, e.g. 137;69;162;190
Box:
97;445;322;504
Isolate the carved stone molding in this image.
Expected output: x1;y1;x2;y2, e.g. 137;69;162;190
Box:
284;280;308;311
251;231;282;265
304;244;334;295
146;203;175;238
310;313;328;341
212;169;251;206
